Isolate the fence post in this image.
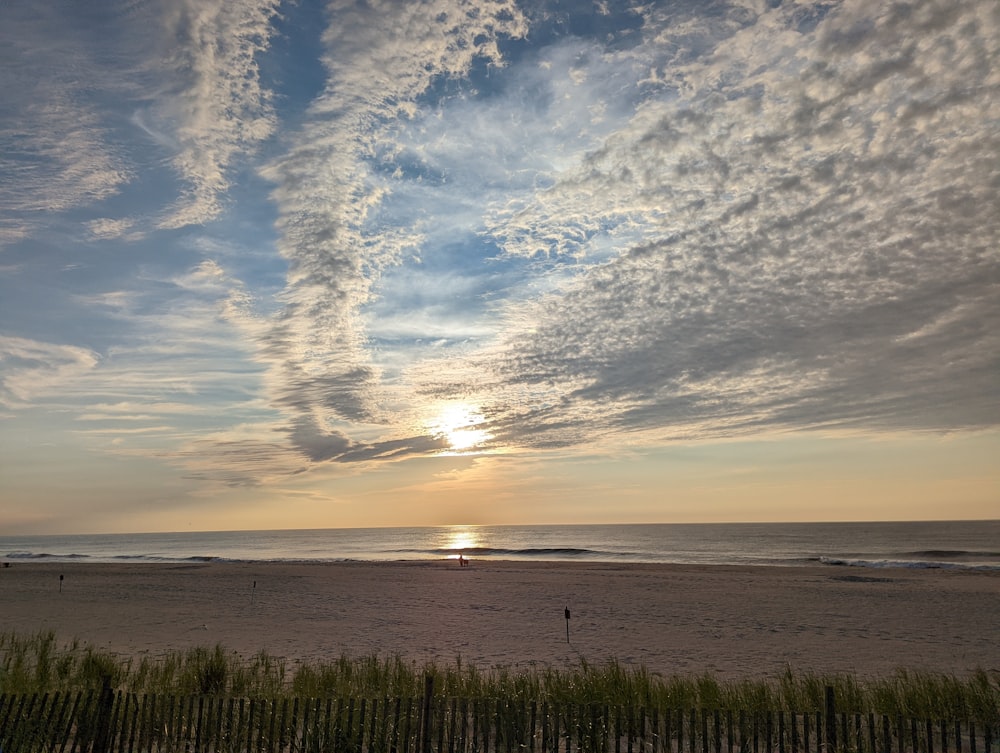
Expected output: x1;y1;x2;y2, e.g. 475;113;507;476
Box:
824;686;837;753
421;674;435;753
91;675;115;753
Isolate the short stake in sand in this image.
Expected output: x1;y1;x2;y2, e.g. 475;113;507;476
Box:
564;606;571;643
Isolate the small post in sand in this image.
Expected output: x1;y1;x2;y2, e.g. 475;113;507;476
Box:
251;580;257;605
59;574;64;593
564;606;571;643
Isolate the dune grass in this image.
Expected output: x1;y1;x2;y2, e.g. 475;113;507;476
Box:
1;631;997;724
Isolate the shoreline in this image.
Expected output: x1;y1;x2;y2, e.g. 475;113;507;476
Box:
3;560;997;679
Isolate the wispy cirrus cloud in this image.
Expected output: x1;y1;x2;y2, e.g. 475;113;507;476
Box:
1;259;268;469
0;336;100;410
0;3;132;246
0;0;282;246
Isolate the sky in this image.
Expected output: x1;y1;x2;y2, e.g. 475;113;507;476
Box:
1;0;998;535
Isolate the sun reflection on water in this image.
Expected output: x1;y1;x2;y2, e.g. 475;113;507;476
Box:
442;525;482;559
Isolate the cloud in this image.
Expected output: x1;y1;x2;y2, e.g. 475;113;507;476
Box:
155;0;282;229
0;3;132;246
159;413;450;491
405;0;1000;448
3;0;996;500
286;414;449;463
231;0;998;469
173;436;304;488
1;257;276;483
86;217;141;242
254;0;528;458
0;336;100;410
0;0;282;246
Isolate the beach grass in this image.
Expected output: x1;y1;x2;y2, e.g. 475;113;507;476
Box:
1;630;997;724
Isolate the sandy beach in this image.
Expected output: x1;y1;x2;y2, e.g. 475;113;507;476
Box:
2;561;997;679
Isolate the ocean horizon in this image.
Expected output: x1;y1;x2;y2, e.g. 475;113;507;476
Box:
2;520;998;571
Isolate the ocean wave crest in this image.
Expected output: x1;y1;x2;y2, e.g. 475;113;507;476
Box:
386;545;616;559
6;551;90;560
445;546;600;557
819;556;1000;572
900;549;1000;560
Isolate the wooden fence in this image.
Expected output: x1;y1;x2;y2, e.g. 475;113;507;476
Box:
0;685;995;753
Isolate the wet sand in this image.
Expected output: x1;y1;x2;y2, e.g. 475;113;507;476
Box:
2;560;997;678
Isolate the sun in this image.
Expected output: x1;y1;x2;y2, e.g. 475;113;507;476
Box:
428;402;493;453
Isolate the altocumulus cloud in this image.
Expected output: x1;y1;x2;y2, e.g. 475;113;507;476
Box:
412;0;1000;449
1;0;998;492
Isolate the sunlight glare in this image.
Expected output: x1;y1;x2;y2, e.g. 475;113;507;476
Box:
428;402;493;453
443;525;482;559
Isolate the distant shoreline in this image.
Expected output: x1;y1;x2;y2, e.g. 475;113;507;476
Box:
3;560;997;679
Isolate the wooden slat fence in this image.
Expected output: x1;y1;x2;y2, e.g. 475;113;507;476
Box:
0;689;995;753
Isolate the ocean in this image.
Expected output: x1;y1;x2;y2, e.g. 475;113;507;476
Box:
1;521;998;570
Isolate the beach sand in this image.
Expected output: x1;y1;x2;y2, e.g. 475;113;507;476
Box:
2;561;997;678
